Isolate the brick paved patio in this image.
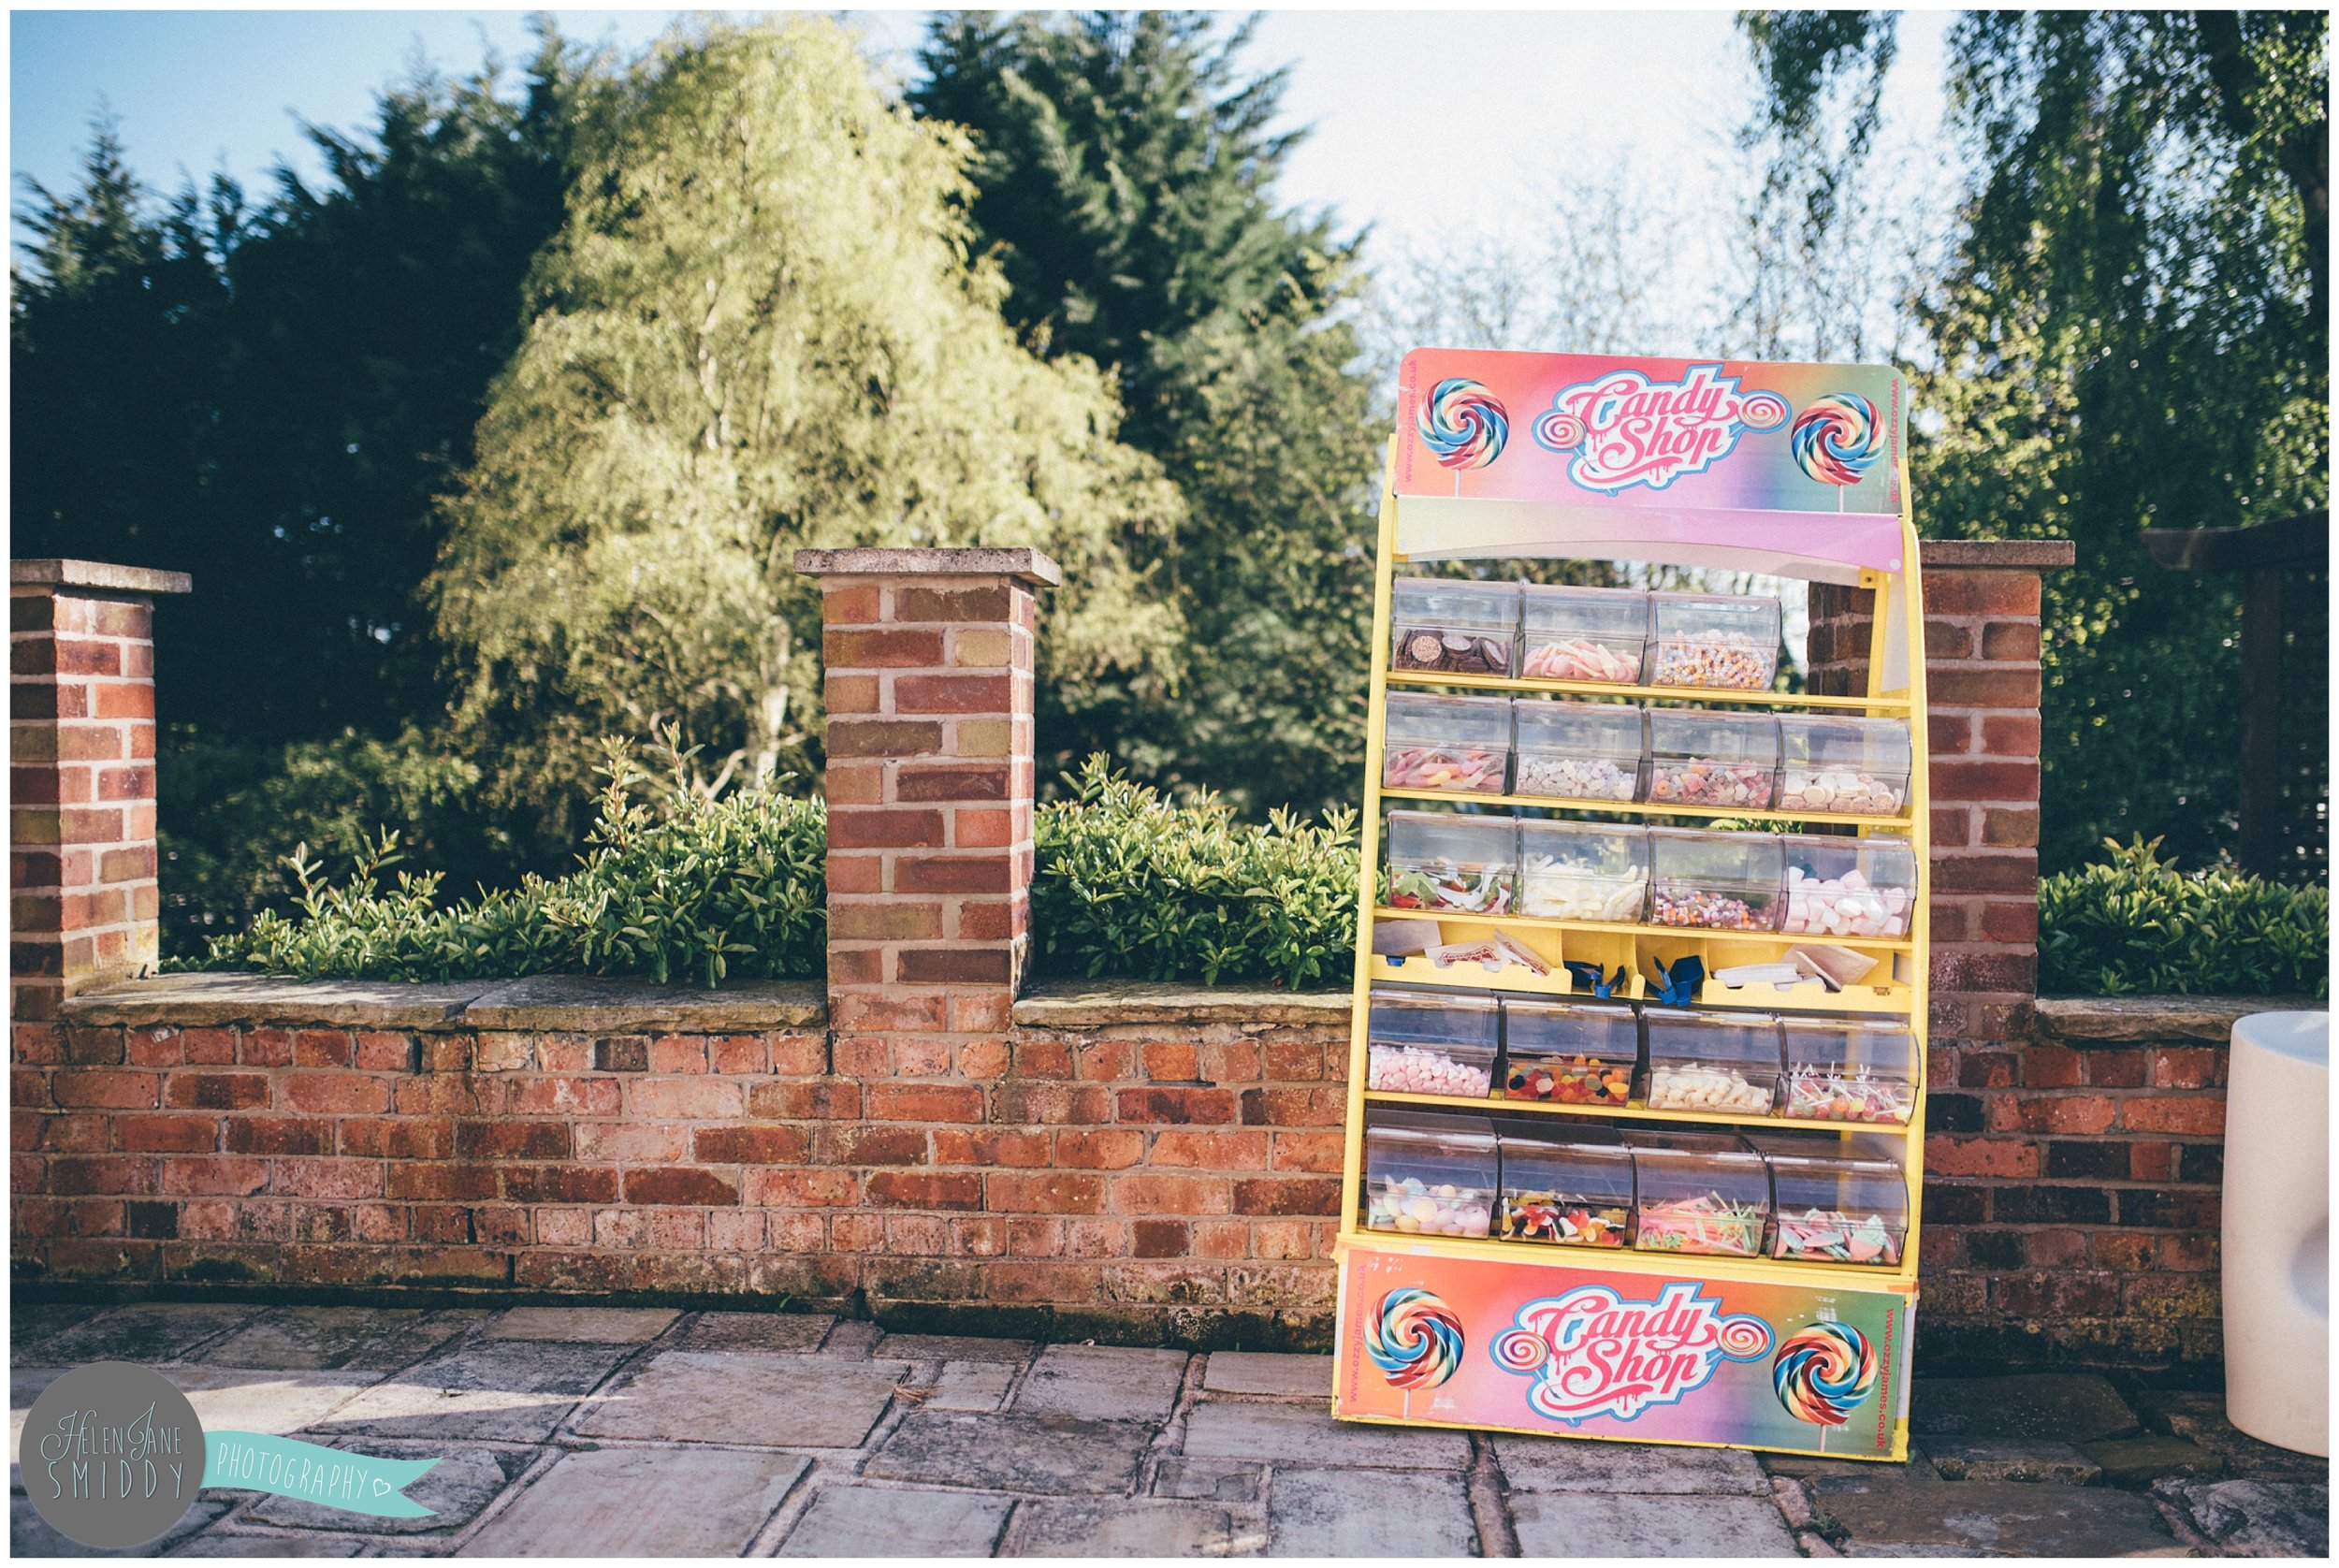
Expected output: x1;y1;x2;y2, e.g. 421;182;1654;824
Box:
10;1302;2327;1557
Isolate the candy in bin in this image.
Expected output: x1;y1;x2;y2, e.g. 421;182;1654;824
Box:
1384;810;1517;915
1780;834;1918;939
1646;827;1787;932
1746;1132;1909;1267
1513;700;1646;803
1382;692;1512;796
1647;592;1782;690
1623;1133;1771;1257
1362;1110;1498;1237
1779;1016;1918;1125
1390;578;1520;675
1776;714;1912;818
1516;820;1650;923
1518;584;1649;684
1365;984;1499;1098
1496;1125;1634;1248
1646;709;1780;810
1502;997;1640;1105
1642;1007;1781;1114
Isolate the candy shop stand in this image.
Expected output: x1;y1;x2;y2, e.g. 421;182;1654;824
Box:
1331;349;1930;1462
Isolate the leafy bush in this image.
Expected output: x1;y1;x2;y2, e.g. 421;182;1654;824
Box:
1031;757;1358;989
188;734;825;987
2039;836;2329;999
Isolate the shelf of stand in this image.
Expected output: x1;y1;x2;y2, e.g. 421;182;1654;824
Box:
1385;669;1912;713
1371;907;1915;954
1362;1087;1917;1138
1379;787;1914;831
1365;952;1620;998
1336;1224;1918;1292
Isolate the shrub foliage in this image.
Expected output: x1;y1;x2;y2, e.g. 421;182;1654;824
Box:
2039;836;2329;999
192;735;825;987
1030;758;1359;989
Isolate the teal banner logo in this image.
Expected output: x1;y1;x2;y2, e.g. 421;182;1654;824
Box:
202;1432;439;1518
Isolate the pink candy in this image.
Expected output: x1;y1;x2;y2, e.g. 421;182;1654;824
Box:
1368;1044;1492;1097
1523;636;1641;683
1782;866;1910;938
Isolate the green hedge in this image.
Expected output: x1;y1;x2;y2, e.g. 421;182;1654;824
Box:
190;739;826;988
2039;836;2329;999
1029;758;1358;989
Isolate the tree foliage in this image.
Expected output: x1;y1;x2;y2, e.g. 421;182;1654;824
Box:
913;12;1384;814
431;17;1183;842
1742;10;2330;879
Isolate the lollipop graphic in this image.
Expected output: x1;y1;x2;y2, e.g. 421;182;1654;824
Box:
1772;1321;1880;1445
1368;1287;1464;1399
1790;394;1883;489
1417;378;1509;472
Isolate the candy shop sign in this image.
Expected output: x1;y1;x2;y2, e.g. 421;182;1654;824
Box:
1531;364;1789;495
1494;1282;1773;1423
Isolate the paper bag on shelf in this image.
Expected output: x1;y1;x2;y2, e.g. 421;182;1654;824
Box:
1790;944;1880;991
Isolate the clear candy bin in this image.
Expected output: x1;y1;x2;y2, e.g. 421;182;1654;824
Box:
1517;820;1649;923
1365;985;1499;1099
1519;584;1649;684
1385;811;1517;915
1362;1110;1497;1238
1648;592;1781;690
1503;997;1639;1105
1647;710;1780;810
1781;834;1918;939
1390;578;1519;676
1776;715;1912;818
1748;1135;1909;1267
1646;827;1786;931
1780;1017;1918;1125
1513;701;1645;803
1643;1008;1782;1114
1383;693;1512;796
1626;1133;1771;1258
1497;1125;1634;1247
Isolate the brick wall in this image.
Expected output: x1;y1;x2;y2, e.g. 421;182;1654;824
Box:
10;561;191;1022
11;978;1349;1348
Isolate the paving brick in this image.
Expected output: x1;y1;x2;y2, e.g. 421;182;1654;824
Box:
675;1312;835;1355
864;1411;1153;1496
320;1341;632;1444
1180;1401;1469;1470
1809;1474;2182;1557
574;1352;908;1447
1012;1344;1186;1423
1494;1436;1768;1495
479;1307;677;1343
1508;1493;1797;1557
197;1308;471;1372
1153;1458;1263;1503
778;1485;1012;1558
1199;1352;1330;1399
249;1442;530;1536
1267;1466;1475;1556
461;1447;807;1557
1000;1499;1245;1558
925;1360;1017;1412
1910;1374;2140;1444
25;1302;258;1364
1923;1438;2103;1485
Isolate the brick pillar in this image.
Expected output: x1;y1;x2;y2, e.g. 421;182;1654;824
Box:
1806;540;2074;1041
795;547;1054;1054
10;559;192;1021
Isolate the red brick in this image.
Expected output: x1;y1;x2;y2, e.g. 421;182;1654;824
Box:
823;759;884;803
692;1126;809;1164
2149;1048;2222;1090
2026;1046;2085;1088
956;1039;1010;1079
276;1158;382;1200
1925;619;1976;659
748;1081;860;1120
2039;1096;2116;1135
2088;1049;2147;1089
746;1168;860;1207
1981;714;2041;756
1107;1172;1230;1216
511;1077;623;1116
1132;1219;1188;1258
1118;1087;1236;1125
629;1079;744;1118
830;995;948;1033
1053;1129;1146;1169
823;628;945;667
894;675;1010;714
624;1168;740;1206
896;586;1011;622
824;673;880;715
1150;1129;1270;1169
1924;1135;2040;1178
240;1030;296;1067
2120;1096;2226;1135
1271;1131;1347;1173
2094;1231;2158;1271
1928;713;1973;756
829;809;947;849
457;1121;571;1160
352;1032;416;1071
864;1170;983;1210
1980;620;2042;661
92;683;155;720
1925;571;2041;617
1232;1178;1341;1217
893;856;1010;894
155;1156;263;1197
1978;899;2040;940
501;1166;618;1204
931;1128;1049;1167
222;1118;331;1156
283;1074;389;1115
895;947;1013;984
895;764;1010;803
53;1070;157;1109
866;1082;985;1123
1931;668;2042;710
986;1171;1104;1213
115;1113;218;1154
952;809;1014;849
821;583;882;626
826;719;943;759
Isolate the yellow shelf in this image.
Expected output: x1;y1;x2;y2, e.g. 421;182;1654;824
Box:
1372;907;1914;954
1335;1227;1918;1294
1386;669;1911;713
1378;786;1913;831
1366;952;1607;998
1362;1086;1916;1139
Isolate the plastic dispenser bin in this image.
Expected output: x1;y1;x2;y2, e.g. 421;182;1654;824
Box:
1385;810;1518;915
1519;584;1649;684
1391;578;1520;675
1361;1109;1498;1239
1365;984;1500;1100
2224;1009;2331;1456
1384;692;1513;796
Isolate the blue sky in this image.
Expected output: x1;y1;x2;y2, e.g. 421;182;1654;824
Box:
9;8;1953;269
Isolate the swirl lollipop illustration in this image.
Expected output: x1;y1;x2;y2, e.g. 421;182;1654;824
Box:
1791;394;1883;501
1772;1321;1879;1449
1417;378;1509;484
1368;1287;1464;1411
